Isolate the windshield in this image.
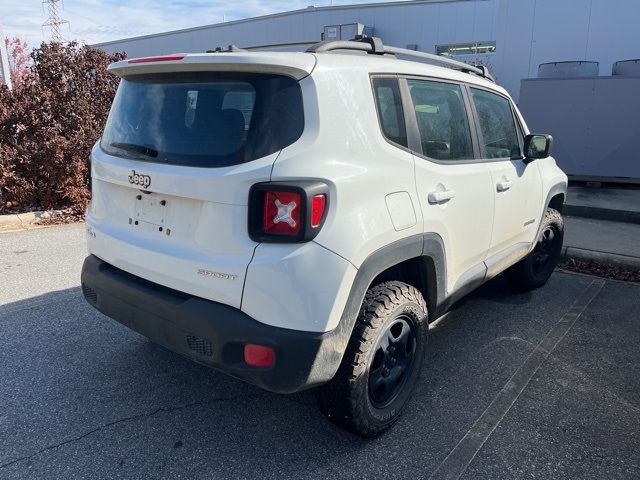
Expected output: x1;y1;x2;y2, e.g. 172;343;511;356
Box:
101;72;304;167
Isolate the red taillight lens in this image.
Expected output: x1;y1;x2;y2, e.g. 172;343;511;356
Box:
128;55;185;63
248;182;328;243
244;344;275;368
311;194;326;228
263;190;302;235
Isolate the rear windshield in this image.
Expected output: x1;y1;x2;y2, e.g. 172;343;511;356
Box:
100;72;304;167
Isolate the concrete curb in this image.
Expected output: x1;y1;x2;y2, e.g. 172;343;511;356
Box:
564;204;640;225
0;210;62;231
562;246;640;270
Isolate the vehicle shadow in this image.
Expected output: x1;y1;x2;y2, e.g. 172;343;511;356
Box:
0;272;592;479
455;273;534;306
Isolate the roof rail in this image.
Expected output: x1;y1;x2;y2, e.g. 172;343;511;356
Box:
306;37;495;83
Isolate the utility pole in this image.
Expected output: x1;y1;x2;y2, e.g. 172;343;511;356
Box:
42;0;69;43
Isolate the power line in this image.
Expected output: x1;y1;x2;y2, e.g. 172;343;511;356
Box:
42;0;69;42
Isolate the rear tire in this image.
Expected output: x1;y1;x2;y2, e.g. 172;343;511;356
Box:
315;281;428;437
504;208;564;291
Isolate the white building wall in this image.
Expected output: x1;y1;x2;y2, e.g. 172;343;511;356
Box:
94;0;640;100
495;0;640;99
95;0;499;69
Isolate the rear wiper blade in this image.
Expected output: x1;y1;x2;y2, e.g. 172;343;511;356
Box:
110;142;158;158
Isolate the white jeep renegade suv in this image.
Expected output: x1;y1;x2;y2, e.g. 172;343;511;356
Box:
82;38;567;437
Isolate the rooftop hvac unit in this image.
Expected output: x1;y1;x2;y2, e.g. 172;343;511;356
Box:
612;59;640;76
323;23;373;41
537;61;599;78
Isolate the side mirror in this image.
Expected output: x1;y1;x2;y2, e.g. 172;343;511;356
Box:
524;134;553;162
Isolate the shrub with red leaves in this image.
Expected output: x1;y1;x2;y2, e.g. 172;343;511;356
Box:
0;41;125;214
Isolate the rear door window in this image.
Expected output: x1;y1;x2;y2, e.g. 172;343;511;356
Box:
406;79;474;161
101;72;304;167
470;88;522;159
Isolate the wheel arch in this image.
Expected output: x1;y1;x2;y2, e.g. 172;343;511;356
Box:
535;181;567;240
548;192;566;213
371;256;438;316
544;181;567;211
338;233;447;334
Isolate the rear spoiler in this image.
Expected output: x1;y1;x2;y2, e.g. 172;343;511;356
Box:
107;52;316;80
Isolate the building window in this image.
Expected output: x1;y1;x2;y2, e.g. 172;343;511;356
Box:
436;41;496;57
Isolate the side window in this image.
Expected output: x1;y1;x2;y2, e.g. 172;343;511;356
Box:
372;77;408;148
470;88;522;159
406;79;474;161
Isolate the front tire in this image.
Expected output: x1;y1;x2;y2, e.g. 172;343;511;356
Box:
505;208;564;290
315;281;428;437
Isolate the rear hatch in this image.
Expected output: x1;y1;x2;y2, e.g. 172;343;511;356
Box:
87;53;314;308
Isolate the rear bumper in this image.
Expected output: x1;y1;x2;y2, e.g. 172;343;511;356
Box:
81;255;346;393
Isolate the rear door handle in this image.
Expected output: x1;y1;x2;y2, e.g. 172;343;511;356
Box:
496;180;513;192
428;189;456;204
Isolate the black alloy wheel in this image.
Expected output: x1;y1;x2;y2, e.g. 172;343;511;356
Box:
532;224;560;275
368;315;417;408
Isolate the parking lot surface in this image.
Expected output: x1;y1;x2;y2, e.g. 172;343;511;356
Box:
1;224;639;479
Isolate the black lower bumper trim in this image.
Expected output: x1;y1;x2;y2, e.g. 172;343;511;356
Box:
80;255;346;393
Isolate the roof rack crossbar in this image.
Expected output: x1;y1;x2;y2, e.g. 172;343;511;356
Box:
306;37;495;82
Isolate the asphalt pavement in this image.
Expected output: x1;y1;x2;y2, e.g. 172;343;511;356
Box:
1;224;639;479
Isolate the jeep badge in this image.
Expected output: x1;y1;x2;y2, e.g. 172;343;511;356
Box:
128;170;151;189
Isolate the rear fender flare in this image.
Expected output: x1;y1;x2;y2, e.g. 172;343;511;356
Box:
319;233;446;381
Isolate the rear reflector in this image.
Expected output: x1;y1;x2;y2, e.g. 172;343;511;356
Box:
128;55;185;64
244;344;275;368
311;194;327;228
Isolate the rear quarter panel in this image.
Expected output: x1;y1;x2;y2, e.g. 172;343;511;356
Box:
271;58;423;268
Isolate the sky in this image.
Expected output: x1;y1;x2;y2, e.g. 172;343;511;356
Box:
1;0;405;48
